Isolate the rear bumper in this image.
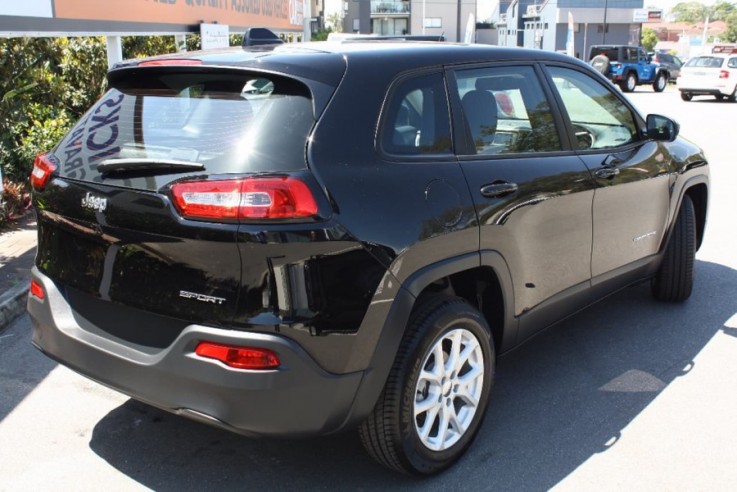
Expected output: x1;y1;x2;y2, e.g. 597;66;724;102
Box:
679;86;733;97
27;267;363;437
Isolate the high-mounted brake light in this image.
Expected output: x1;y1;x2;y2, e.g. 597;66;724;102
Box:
30;279;45;300
171;177;318;221
139;59;203;66
30;153;57;191
719;70;730;79
195;342;280;370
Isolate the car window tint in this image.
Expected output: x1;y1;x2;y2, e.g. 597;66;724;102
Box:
453;65;561;155
548;67;638;150
382;72;451;155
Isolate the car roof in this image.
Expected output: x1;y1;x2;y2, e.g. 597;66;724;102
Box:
109;41;589;86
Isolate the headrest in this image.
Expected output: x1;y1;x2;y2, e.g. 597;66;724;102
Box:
475;76;525;91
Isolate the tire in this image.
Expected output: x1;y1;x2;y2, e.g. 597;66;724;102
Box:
728;86;737;103
620;72;637;92
680;91;692;101
715;94;725;101
590;55;611;75
653;73;667;92
359;295;495;475
652;195;696;302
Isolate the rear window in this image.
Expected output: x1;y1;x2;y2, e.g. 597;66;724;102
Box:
53;70;314;189
590;47;618;61
685;57;724;68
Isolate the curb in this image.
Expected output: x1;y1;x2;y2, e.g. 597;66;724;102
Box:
0;282;28;333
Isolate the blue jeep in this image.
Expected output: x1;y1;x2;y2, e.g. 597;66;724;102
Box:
589;45;669;93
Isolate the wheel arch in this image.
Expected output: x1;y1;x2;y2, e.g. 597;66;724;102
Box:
402;251;516;355
340;251;516;429
659;176;708;254
684;182;708;250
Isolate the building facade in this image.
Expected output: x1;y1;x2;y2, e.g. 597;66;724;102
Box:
343;0;477;42
495;0;648;59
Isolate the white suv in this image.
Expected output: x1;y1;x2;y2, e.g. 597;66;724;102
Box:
678;53;737;102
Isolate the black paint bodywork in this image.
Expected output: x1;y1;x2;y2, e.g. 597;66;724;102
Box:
28;42;709;437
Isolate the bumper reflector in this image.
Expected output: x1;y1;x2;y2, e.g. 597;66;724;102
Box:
195;341;280;370
30;279;45;300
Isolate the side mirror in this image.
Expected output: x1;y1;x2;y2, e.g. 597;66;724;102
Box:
646;114;680;142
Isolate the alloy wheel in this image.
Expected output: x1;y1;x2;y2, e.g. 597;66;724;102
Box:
413;328;485;451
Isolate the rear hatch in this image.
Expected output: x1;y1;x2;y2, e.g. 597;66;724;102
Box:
679;56;725;89
33;63;331;348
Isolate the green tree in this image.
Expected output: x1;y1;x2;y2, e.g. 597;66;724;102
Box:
0;37;107;182
710;1;736;21
671;1;736;22
642;28;659;51
326;12;343;32
672;2;708;22
725;12;737;42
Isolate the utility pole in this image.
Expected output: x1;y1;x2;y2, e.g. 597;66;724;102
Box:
602;0;608;43
457;0;462;42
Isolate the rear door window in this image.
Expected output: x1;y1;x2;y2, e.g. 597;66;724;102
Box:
452;65;562;155
53;71;314;190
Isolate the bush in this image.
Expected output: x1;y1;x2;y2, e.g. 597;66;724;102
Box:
0;179;31;228
312;28;333;41
1;34;213;225
0;37;107;183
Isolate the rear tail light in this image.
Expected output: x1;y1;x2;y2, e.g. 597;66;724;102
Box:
171;177;318;221
30;153;57;191
195;342;280;370
30;279;45;299
719;70;730;79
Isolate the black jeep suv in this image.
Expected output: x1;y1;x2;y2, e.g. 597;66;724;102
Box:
28;42;709;475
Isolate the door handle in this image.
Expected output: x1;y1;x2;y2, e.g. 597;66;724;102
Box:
595;167;620;179
480;182;518;198
597;154;622;179
602;154;622;167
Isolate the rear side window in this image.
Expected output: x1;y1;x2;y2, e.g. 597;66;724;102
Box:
381;72;452;155
729;57;737;68
54;71;314;188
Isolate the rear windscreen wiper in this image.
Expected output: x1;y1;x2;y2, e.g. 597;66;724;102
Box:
97;158;205;176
